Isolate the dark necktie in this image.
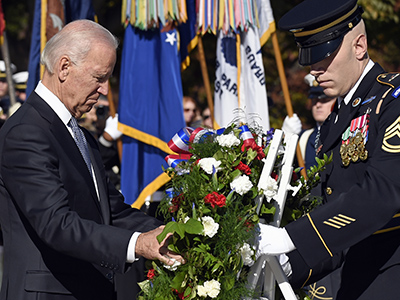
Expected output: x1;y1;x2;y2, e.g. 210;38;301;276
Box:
68;117;93;176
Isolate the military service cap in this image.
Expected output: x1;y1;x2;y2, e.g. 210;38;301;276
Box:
278;0;364;66
13;71;29;91
0;60;17;79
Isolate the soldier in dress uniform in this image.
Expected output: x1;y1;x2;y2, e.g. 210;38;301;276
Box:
299;74;336;171
257;0;400;299
0;60;17;119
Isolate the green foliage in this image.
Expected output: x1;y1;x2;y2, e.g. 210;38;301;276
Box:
281;153;333;226
141;125;331;299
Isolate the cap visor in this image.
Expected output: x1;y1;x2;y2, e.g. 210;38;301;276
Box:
298;36;343;66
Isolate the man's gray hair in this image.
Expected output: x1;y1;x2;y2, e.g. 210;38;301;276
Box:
40;19;119;74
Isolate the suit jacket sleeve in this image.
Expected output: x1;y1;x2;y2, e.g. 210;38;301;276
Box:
1;119;139;274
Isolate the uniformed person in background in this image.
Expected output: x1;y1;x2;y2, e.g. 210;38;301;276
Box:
257;0;400;299
0;60;17;120
13;71;29;103
7;71;29;116
299;73;336;170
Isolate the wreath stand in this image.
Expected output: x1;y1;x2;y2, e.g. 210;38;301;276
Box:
247;129;299;300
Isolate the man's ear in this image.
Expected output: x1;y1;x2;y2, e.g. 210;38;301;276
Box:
58;56;71;82
354;34;368;60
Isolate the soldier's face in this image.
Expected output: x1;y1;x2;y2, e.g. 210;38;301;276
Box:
309;32;363;99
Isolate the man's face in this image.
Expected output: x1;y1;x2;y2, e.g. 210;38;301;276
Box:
310;36;359;98
62;43;116;119
0;79;9;98
183;101;197;125
311;97;336;125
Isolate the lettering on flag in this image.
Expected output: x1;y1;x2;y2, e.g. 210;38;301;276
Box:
214;26;270;132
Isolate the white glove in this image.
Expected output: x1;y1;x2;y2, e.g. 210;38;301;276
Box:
257;224;296;255
104;114;123;140
278;253;292;278
282;113;302;135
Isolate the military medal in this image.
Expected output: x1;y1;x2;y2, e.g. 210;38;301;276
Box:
352;97;361;107
341;112;370;166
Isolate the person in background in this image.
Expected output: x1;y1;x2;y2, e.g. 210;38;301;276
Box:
183;96;201;127
0;20;183;300
201;107;213;129
0;60;17;120
257;0;400;299
299;73;336;170
13;71;29;103
7;71;29;117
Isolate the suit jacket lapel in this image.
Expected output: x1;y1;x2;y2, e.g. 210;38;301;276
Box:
29;93;103;217
320;63;385;154
87;139;111;224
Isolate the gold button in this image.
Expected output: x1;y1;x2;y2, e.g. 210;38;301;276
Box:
326;187;332;195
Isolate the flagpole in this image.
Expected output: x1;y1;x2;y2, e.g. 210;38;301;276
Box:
197;35;215;127
271;31;307;179
107;83;123;161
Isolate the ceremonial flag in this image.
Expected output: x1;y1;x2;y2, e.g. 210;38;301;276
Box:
256;0;275;46
26;0;95;97
118;24;185;208
177;0;198;69
0;0;5;45
214;25;270;132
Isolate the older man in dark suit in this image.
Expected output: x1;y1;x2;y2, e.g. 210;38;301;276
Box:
0;20;182;300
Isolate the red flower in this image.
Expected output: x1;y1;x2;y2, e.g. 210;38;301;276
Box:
244;220;255;231
169;194;183;213
235;161;252;175
174;289;188;300
204;192;226;208
292;170;298;182
241;141;266;160
147;268;156;280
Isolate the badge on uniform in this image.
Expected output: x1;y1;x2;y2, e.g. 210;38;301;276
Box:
340;112;370;166
382;116;400;153
392;86;400;99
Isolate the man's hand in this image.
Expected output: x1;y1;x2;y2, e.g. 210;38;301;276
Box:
282;113;302;136
257;224;296;256
135;225;185;266
103;114;123;141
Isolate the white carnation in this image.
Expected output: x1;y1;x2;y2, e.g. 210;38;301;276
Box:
197;284;208;297
258;176;278;202
230;175;253;195
240;243;255;266
198;157;222;174
162;257;181;271
203;279;221;298
216;133;240;147
201;216;219;238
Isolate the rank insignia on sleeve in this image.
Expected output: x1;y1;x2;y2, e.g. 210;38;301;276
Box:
382;116;400;153
323;214;356;229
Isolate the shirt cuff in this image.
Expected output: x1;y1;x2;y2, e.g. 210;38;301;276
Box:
99;135;114;148
126;232;141;263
